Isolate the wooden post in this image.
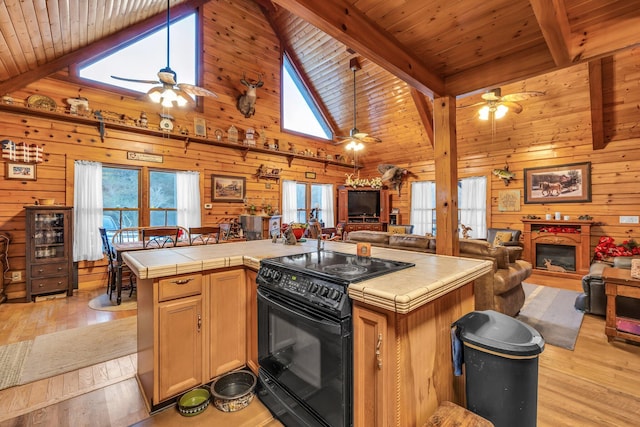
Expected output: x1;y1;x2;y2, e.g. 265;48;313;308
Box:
433;95;459;256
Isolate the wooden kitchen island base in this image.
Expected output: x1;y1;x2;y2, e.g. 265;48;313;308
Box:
353;282;474;426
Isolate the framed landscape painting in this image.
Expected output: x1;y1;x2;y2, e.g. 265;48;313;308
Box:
524;162;591;204
212;175;246;202
5;162;36;180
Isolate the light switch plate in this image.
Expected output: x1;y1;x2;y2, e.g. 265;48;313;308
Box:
619;216;639;224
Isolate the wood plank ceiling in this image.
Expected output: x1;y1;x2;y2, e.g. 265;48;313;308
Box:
1;0;639;156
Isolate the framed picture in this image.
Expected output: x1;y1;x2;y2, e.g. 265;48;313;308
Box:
524;162;591;204
194;117;207;137
498;189;521;211
5;162;36;180
212;175;246;202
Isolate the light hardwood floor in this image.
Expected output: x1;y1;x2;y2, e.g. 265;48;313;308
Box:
0;287;639;426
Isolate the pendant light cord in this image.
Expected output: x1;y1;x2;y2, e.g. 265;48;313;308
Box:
352;69;357;132
165;0;170;69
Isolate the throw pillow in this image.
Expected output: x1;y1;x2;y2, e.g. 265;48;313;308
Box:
493;231;513;246
388;225;407;234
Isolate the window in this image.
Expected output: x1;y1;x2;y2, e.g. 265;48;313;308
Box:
102;166;200;232
149;171;177;226
410;176;487;238
78;13;197;95
282;180;335;227
103;167;140;231
282;53;332;140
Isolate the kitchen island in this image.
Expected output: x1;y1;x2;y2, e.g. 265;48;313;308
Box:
123;239;492;425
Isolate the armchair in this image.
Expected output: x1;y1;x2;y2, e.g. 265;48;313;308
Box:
486;228;523;248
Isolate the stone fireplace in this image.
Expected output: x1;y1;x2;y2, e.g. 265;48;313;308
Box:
522;219;594;280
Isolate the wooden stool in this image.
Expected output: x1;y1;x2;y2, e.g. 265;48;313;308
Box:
424;401;493;427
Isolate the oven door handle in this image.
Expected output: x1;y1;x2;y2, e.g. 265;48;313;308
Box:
258;289;341;335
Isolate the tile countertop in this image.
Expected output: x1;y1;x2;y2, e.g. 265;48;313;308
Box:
122;239;492;314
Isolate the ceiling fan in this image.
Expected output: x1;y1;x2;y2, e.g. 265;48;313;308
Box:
334;58;382;146
111;0;217;108
459;88;545;120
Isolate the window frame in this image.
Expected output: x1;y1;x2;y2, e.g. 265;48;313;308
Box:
280;50;334;142
102;165;185;230
68;7;206;111
410;175;488;238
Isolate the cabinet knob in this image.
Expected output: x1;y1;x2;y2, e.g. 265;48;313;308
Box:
57;267;62;271
38;283;44;287
38;269;44;273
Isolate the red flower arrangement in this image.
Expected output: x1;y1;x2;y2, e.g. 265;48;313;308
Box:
538;226;580;233
593;236;640;260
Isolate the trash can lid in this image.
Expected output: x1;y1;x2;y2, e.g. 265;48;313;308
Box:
453;310;545;356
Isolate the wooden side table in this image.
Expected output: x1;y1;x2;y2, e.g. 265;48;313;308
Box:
602;267;640;343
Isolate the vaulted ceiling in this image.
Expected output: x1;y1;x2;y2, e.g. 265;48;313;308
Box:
1;0;639;151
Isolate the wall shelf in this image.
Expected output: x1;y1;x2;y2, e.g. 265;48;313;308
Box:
0;104;360;169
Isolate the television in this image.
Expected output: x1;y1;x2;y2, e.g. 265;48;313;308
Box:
348;190;380;217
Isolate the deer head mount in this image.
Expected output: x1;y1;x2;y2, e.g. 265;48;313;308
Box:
237;73;264;118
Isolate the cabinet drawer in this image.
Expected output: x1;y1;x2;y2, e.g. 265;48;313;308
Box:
158;274;202;302
31;276;69;294
31;262;68;278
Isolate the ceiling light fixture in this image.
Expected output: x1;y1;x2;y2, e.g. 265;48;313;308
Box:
479;103;508;121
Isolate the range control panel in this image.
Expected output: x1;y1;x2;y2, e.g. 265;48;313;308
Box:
257;265;349;317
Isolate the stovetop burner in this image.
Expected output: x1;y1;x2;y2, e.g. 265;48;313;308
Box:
261;250;414;284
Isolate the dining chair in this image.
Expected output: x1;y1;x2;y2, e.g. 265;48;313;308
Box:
142;227;179;248
189;226;220;245
99;227;135;300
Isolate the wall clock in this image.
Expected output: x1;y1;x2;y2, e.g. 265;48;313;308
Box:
159;114;174;132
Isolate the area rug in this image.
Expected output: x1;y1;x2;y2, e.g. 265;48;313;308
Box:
0;340;33;390
517;283;584;350
88;292;137;312
11;316;137;387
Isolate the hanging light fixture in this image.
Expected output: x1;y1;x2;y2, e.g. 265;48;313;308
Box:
478;103;509;120
111;0;217;108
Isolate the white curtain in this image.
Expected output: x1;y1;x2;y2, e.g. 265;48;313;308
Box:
73;161;103;261
320;184;335;227
176;171;201;230
282;180;297;224
459;176;487;238
410;181;436;235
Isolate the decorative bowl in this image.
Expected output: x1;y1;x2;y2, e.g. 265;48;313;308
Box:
211;370;257;412
37;198;55;205
177;386;211;417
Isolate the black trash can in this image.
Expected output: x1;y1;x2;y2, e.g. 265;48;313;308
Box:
452;310;545;427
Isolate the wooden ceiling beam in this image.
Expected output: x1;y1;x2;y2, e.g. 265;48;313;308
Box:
410;89;434;148
0;0;208;95
528;0;574;66
588;58;605;150
271;0;445;98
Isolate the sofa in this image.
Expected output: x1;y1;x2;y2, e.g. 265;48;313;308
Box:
344;230;532;316
576;256;640;316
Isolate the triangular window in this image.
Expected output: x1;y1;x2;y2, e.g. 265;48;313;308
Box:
282;53;332;140
78;13;197;94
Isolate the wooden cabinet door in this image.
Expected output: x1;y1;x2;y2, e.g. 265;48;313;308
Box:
379;189;390;223
338;188;348;223
245;269;258;374
157;295;203;402
208;269;247;378
353;303;392;427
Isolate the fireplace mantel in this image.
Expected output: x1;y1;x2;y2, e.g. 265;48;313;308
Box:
522;219;594;285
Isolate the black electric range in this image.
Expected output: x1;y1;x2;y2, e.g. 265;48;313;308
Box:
257;250;415;319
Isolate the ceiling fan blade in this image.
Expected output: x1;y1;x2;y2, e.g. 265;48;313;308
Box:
458;101;487;109
501;91;545;102
178;83;218;98
502;101;524;114
111;75;160;84
361;135;382;143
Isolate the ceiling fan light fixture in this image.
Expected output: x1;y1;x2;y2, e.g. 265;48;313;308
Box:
346;140;364;151
478;103;509;120
148;86;190;108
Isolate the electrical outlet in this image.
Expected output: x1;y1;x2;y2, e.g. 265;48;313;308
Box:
11;271;21;282
619;216;639;224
